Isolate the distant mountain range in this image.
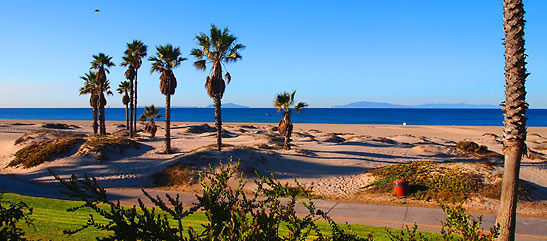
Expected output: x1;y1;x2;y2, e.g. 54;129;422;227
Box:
332;101;499;109
204;103;250;108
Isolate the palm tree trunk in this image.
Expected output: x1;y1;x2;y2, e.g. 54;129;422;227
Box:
150;118;156;138
284;134;291;150
165;94;172;154
125;104;129;129
129;79;134;136
98;83;106;135
214;96;222;151
92;105;98;135
496;1;528;240
134;70;138;135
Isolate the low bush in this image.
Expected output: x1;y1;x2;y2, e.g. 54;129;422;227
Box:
365;162;483;203
9;136;83;168
456;141;502;160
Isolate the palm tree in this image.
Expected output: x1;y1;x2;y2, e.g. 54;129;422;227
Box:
496;0;529;240
190;24;245;151
140;105;162;138
90;53;115;135
79;71;100;135
117;81;131;130
79;71;113;135
274;91;307;150
122;40;148;137
149;44;186;153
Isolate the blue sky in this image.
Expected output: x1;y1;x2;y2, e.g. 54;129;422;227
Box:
0;0;546;108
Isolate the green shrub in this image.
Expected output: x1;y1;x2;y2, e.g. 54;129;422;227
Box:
456;141;502;160
0;193;34;240
366;162;483;203
438;204;499;241
387;204;499;241
456;141;480;153
9;136;82;168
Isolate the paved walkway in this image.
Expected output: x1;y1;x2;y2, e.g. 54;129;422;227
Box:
1;174;546;241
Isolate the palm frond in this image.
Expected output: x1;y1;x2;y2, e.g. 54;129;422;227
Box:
294;102;308;112
224;72;231;85
190;48;204;59
194;60;207;71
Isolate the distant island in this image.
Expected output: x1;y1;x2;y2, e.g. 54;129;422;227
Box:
204;103;250;108
332;101;499;109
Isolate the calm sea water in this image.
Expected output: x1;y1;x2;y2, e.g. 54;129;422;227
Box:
1;108;547;126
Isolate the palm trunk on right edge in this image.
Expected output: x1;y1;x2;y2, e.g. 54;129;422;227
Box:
496;1;528;240
164;94;172;154
134;70;138;135
214;96;222;151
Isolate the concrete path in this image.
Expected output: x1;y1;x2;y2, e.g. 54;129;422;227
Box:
1;174;545;241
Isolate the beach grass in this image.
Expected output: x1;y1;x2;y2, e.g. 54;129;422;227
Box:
2;192;446;240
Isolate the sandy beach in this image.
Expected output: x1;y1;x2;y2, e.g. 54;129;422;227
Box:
1;119;546;217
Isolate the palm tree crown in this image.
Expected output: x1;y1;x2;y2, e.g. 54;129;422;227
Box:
140;105;162;121
124;40;147;67
274;90;308;113
149;44;187;95
190;24;245;98
80;71;112;97
91;53;115;81
117;81;130;105
79;71;98;97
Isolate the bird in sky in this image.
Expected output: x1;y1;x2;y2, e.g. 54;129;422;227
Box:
94;9;100;12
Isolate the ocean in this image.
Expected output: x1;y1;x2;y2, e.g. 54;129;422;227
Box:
1;108;547;127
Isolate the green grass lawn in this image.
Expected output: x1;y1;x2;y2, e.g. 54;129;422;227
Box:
3;192;445;240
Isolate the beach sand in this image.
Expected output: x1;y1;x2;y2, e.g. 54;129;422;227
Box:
1;119;546;216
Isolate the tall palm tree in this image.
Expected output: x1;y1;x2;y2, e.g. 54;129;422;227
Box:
121;54;136;135
497;0;529;240
122;40;148;137
90;53;115;135
79;71;113;135
190;24;245;151
140;105;162;138
79;71;100;135
117;81;131;129
274;91;307;150
149;44;186;153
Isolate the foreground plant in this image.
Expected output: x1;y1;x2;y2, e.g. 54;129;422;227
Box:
191;24;245;151
0;193;34;240
149;44;186;153
274;90;308;150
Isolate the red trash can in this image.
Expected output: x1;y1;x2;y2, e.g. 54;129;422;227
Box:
394;179;409;197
